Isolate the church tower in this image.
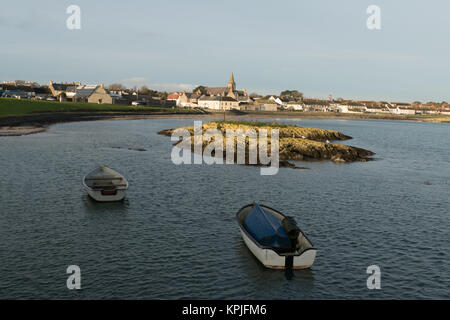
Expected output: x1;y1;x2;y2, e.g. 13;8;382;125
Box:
227;72;236;92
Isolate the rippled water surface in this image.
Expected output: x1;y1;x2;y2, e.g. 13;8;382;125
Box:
0;118;449;299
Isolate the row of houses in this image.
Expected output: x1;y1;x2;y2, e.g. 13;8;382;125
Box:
265;97;450;115
0;90;36;99
3;78;450;115
167;73;279;112
1;80;40;87
47;81;175;106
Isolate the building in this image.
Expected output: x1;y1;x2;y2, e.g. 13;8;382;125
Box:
1;90;32;98
270;96;289;108
199;73;249;101
286;101;304;111
49;81;80;98
302;99;330;112
391;107;416;115
167;93;180;101
253;99;278;112
256;104;278;112
73;84;114;104
390;102;414;114
2;80;39;87
167;93;181;106
178;92;201;107
239;103;256;111
364;106;386;113
197;96;239;110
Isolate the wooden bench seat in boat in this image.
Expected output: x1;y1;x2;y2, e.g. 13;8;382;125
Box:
85;177;124;181
89;184;127;189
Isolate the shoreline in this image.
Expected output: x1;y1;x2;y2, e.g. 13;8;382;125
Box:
0;111;214;136
0;110;448;137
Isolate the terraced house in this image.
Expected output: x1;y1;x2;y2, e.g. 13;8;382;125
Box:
49;80;80;100
197;96;239;110
72;84;114;104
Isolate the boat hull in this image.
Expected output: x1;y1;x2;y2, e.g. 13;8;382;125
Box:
237;204;317;270
83;166;128;202
239;228;316;270
85;188;127;202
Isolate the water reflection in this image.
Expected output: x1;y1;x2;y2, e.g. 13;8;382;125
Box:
82;194;130;215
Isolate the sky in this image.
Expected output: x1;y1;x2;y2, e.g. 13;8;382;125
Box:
1;0;450;102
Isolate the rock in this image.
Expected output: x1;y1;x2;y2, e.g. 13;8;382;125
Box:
112;146;147;152
160;121;375;167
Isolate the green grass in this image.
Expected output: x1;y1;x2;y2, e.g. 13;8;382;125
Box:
0;98;194;118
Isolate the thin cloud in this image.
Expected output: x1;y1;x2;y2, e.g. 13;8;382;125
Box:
120;77;195;92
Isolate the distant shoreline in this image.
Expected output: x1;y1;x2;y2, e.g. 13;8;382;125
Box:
0;110;449;137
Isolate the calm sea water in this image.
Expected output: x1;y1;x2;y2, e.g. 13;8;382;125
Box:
0;118;449;299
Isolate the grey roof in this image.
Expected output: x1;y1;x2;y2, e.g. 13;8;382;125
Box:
52;83;77;91
66;86;77;93
73;88;97;98
205;87;228;96
221;96;237;102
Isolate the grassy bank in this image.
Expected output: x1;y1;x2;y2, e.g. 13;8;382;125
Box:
423;117;450;123
0;97;196;118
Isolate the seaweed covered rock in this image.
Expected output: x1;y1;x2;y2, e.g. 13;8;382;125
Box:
159;121;375;165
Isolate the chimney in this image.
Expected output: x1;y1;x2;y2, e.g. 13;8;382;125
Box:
78;81;81;86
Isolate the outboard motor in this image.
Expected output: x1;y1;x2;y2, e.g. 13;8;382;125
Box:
282;216;301;249
282;216;301;271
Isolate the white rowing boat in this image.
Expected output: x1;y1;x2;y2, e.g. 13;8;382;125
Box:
83;166;128;202
236;203;317;270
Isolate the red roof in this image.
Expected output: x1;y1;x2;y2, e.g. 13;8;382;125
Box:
167;93;179;100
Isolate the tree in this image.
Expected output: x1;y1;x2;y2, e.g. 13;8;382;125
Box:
157;91;168;100
35;86;51;94
193;86;207;95
249;93;261;98
280;90;303;100
139;86;152;95
108;83;125;91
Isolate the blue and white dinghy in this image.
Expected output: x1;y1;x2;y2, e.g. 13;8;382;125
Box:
236;203;316;270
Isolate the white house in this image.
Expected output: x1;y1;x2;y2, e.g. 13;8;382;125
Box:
197;96;239;110
329;103;349;113
392;107;416;115
286;101;304;111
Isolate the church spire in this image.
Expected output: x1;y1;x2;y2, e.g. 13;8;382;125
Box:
227;72;236;91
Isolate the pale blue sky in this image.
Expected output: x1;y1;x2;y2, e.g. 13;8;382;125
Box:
1;0;449;102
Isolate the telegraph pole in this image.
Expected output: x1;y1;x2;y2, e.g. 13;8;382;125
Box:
222;96;226;122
